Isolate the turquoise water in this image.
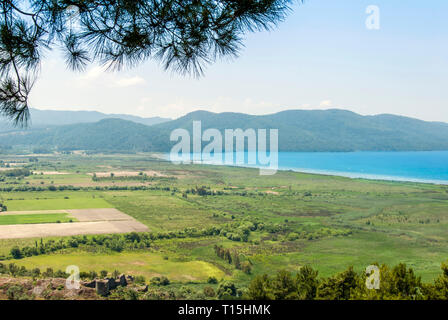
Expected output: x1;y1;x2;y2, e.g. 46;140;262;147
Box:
275;151;448;184
170;151;448;184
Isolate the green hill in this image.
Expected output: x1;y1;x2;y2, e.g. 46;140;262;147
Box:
2;109;448;152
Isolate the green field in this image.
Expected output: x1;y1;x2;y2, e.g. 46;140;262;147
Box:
1;153;448;287
0;213;75;225
12;251;226;282
4;196;112;211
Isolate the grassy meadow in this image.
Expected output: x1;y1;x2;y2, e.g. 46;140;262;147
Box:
11;251;226;282
4;195;112;211
0;153;448;286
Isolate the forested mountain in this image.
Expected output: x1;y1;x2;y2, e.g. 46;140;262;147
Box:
2;109;448;152
0;109;170;131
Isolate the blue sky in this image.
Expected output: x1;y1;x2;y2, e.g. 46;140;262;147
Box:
29;0;448;121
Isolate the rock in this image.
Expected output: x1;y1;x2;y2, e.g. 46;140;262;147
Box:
78;288;97;300
137;285;148;293
106;277;117;290
63;289;80;299
95;280;109;296
119;274;127;287
32;285;45;296
126;275;134;283
82;280;96;288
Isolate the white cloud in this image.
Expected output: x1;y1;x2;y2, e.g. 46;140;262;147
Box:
113;76;146;88
319;100;333;108
75;66;146;88
79;66;105;81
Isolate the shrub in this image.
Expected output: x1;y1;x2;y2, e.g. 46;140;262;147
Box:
203;286;216;297
89;271;98;280
135;275;146;285
10;247;22;259
287;232;299;241
7;285;26;300
207;276;218;284
217;281;238;299
150;276;170;286
42;268;54;278
241;261;252;274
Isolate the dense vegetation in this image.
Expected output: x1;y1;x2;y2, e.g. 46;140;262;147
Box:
246;263;448;300
5;232;151;260
2;261;448;300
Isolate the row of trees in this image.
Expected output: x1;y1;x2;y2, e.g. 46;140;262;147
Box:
7;232;152;260
92;173;176;183
4;222;266;260
0;168;31;177
0;185;173;192
214;245;252;274
247;262;448;300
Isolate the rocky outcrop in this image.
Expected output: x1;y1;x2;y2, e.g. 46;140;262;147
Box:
119;274;127;287
0;274;138;299
136;285;149;293
106;278;117;290
82;280;96;288
89;274;134;296
95;280;109;297
0;277;97;300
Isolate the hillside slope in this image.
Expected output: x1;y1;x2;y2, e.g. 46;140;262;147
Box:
0;109;170;131
2;109;448;152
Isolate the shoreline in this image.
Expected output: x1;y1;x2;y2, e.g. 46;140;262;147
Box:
159;153;448;186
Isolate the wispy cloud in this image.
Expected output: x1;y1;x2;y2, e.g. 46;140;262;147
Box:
78;66;105;81
319;100;333;108
113;76;146;88
75;66;146;88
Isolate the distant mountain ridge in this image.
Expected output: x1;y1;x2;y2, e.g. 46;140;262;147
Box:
1;109;448;152
0;108;171;130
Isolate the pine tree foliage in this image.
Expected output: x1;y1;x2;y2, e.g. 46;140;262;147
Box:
0;0;298;125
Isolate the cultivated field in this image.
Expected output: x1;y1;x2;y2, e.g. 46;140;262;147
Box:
1;152;448;291
0;208;148;239
0;213;74;225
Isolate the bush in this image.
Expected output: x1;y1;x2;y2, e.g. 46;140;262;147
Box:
241;261;252;274
207;276;218;284
109;287;140;300
10;247;22;259
89;271;98;280
286;232;299;241
7;285;26;300
203;286;216;297
150;276;170;286
217;281;239;299
135;275;146;285
42;268;54;278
